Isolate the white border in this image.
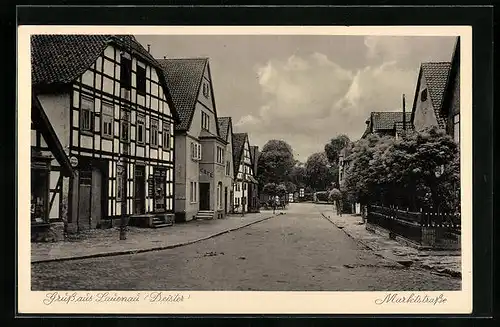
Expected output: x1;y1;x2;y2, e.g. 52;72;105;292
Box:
18;25;472;314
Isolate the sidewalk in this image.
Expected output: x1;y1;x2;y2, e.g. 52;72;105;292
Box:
314;205;461;279
31;211;277;263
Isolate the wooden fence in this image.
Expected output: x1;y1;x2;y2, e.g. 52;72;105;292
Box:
367;205;461;248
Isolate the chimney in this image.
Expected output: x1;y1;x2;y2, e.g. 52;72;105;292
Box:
147;44;151;53
402;94;406;131
163;56;166;59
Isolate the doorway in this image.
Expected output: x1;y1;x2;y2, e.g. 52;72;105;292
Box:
224;187;228;214
134;165;146;214
199;183;210;211
78;159;106;230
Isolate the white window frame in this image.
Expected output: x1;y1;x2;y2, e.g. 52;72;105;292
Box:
190;181;198;203
201;111;210;131
150;118;159;148
80;96;94;133
101;102;114;139
191;142;202;161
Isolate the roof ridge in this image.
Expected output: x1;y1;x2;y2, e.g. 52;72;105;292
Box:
158;57;209;61
422;61;452;65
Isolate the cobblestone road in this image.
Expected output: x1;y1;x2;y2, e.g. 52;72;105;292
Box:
32;203;461;291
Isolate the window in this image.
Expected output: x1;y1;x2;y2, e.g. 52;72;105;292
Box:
150;118;159;147
243;182;247;191
120;54;132;90
137;114;145;144
454;114;460;143
235;197;240;206
80;96;94;132
191;142;202;161
163;123;171;150
120;110;130;142
421;88;428;102
202;82;209;98
101;102;113;139
190;181;197;203
201;111;210;131
216;146;224;164
235;183;241;192
226;161;231;176
136;65;146;95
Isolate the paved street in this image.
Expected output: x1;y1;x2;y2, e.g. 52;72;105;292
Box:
32;203;460;291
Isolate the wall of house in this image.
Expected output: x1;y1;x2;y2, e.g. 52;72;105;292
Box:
198;66;214;112
67;43;175;223
177;134;200;221
413;74;439;131
446;69;460;143
36;93;71;151
223;126;234;213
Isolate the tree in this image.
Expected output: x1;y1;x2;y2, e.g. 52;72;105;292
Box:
343;126;459;211
289;165;307;188
262;182;277;196
325;134;351;165
257;140;295;186
305;152;337;191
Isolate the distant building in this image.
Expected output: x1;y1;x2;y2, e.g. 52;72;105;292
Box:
232;133;258;213
217;117;235;215
411;37;460;145
250;145;260;212
158;58;227;221
361;111;413;139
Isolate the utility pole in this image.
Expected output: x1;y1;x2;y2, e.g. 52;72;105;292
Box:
402;94;406;131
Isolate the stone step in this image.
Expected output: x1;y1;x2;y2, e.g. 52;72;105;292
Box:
153;223;170;228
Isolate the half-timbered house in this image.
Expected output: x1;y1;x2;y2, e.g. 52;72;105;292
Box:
232;133;258;213
158;58;228;221
31;34;179;233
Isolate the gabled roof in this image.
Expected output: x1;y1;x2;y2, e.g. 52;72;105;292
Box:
411;62;451;129
31;34;180;123
442;37;460;117
394;121;414;134
362;111;412;138
232;132;247;175
157;58;210;131
217;117;232;141
32;35;155;86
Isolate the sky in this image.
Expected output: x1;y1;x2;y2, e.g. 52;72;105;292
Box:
136;35;456;162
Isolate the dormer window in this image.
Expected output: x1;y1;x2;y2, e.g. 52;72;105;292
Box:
421;88;428;102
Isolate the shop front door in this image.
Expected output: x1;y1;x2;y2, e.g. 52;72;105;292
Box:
199;183;210;211
134;165;146;214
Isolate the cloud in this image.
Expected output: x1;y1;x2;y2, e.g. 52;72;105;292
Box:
234;36;455;162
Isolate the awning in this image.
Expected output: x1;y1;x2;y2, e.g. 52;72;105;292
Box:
31;91;74;177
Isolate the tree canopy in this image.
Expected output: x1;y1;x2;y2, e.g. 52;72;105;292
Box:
257;140;295;186
343;126;460;212
325;134;351;165
305;152;337;191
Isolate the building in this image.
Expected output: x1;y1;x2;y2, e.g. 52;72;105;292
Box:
410;37;460;146
361;111;413;139
232;133;259;213
158;58;228;221
249;145;260;212
217;117;235;215
31;91;75;241
442;37;460;145
31;34;179;233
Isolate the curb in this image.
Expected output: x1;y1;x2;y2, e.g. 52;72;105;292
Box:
32;214;277;264
318;210;461;279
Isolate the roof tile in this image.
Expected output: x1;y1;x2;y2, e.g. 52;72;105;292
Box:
157;58;208;131
232;133;247;175
217;117;231;141
421;62;451;129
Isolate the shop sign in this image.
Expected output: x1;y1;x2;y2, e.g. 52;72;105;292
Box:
70;156;79;167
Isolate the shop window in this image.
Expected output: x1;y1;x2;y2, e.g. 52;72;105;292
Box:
154;169;166;211
31;168;49;224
